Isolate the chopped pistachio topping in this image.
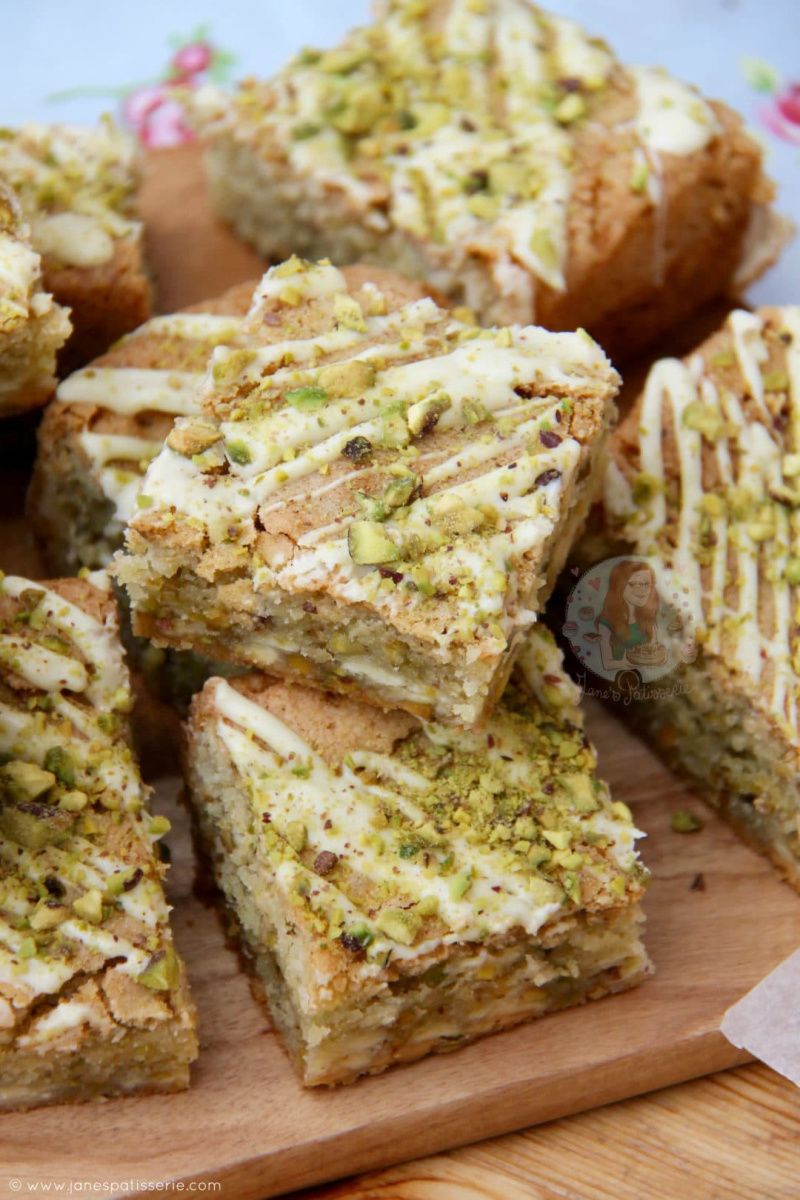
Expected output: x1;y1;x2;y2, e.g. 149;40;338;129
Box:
671;809;704;834
285;385;329;411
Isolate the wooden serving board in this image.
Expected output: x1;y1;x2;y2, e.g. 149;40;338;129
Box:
1;146;799;1200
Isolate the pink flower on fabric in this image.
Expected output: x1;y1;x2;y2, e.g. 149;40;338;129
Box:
760;84;800;147
121;86;194;148
741;59;800;146
47;26;235;148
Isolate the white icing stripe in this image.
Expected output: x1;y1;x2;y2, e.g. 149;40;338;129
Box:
16;1000;105;1047
211;680;566;956
1;576;125;709
614;307;800;732
138;312;245;341
32;213;114;268
196;4;721;310
0;918;77;994
78;431;162;525
631;66;720;156
57;367;201;416
79;431;162;467
0;635;89;692
214;680;312;760
730;310;769;414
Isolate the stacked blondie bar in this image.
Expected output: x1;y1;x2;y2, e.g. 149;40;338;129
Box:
112;255;652;1084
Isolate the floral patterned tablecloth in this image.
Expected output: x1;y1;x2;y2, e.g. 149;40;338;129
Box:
4;0;798;305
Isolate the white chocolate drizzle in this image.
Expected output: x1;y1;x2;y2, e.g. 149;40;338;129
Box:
126;260;617;659
206;635;642;959
631;66;720;156
193;1;717;314
56;307;246;524
605;307;800;736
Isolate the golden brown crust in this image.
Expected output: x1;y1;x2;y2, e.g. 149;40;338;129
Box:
45;236;152;375
230;674;420;766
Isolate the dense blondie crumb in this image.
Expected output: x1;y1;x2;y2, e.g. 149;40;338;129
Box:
0;182;70;417
191;0;788;362
0;121;151;370
0;572;197;1111
116;256;619;725
184;624;650;1086
590;306;800;884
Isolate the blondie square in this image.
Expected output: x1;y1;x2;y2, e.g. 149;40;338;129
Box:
593;305;800;885
184;625;650;1085
192;0;787;361
0;572;197;1111
117;257;619;725
0;182;70;417
0;121;151;371
28;281;255;576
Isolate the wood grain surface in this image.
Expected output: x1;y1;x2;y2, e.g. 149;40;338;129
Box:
0;147;797;1200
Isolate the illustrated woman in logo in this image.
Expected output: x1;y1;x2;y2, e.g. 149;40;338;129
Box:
596;559;660;671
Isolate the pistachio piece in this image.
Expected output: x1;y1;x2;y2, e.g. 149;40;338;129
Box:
225;440;252;466
211;348;257;384
383;473;421;509
285;821;307;853
318;360;375;398
488;160;531;197
329;84;388;136
410;564;435;595
106;866;143;896
333;292;368;331
58;790;88;812
764;370;789;393
530;228;558;272
671;809;704;834
29;901;69;931
554;93;587;124
700;493;726;518
542;828;571;850
428;492;484;536
682;402;725;441
137;947;180;991
43;746;76;789
328;632;365;655
342;435;373;463
40;635;71;656
563;774;600;813
285;385;328;411
785;558;800;585
166;420;222;457
72;888;104;923
467;193;500;220
348;521;400;565
449;872;472;900
407;394;451;437
630;160;649;193
0;761;56;803
356;491;390;522
375;908;422;946
319;47;367;74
